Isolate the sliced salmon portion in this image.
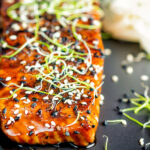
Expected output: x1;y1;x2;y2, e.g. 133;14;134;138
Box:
0;0;104;146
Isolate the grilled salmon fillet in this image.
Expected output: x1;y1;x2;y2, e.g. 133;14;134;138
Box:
0;0;104;146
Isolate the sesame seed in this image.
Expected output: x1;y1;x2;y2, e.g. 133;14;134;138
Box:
49;89;54;95
112;75;119;82
6;77;11;81
40;27;47;32
45;123;50;128
104;48;112;56
51;121;56;126
126;54;134;63
14;109;19;115
140;75;149;81
139;138;144;147
2;42;7;48
25;91;32;94
25;110;29;115
28;126;35;130
12;23;20;31
7;120;12;125
55;26;60;31
10;35;17;40
126;66;133;74
121;120;127;127
81;17;88;22
65;131;70;136
81;102;87;105
13;94;17;98
83;94;88;98
22;22;27;28
14;104;20;108
93;40;99;45
93;20;100;26
43;96;49;100
20;60;26;65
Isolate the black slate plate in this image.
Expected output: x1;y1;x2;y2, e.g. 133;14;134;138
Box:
0;39;150;150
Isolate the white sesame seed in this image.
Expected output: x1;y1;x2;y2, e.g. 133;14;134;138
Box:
22;22;27;28
10;35;17;40
45;123;50;128
126;54;134;63
83;94;88;98
81;17;88;22
94;75;98;80
76;45;81;49
126;66;133;74
41;27;47;32
53;32;61;38
93;20;100;26
69;71;73;75
13;93;17;98
100;94;104;101
49;89;54;95
86;79;90;83
17;113;22;117
139;138;144;147
20;60;26;65
10;117;15;122
64;79;68;84
81;102;87;105
75;97;80;100
121;120;127;127
53;97;59;101
25;91;32;94
93;40;99;45
6;77;11;81
68;92;73;96
12;23;20;31
2;42;7;48
55;26;60;31
14;104;20;108
28;126;35;130
81;89;84;94
64;99;73;105
112;75;119;82
77;34;82;40
90;82;95;87
140;75;149;81
7;120;12;125
43;96;49;100
104;48;112;56
25;110;29;115
89;67;94;71
14;109;19;115
51;121;56;126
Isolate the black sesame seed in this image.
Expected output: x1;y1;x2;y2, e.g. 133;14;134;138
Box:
14;98;19;102
62;37;67;43
14;116;20;121
65;131;70;136
95;95;98;98
51;111;58;117
29;131;34;136
62;97;66;103
32;97;38;102
123;94;129;99
20;81;27;85
0;77;4;81
87;110;91;114
2;108;7;114
118;98;122;102
77;58;84;63
103;120;108;126
131;89;135;94
90;88;94;91
92;125;95;128
37;109;42;115
73;105;77;111
31;103;37;108
74;131;80;134
122;65;127;70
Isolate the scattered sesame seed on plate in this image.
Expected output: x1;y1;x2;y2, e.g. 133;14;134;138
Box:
140;75;149;81
104;48;112;56
112;75;119;82
126;66;133;74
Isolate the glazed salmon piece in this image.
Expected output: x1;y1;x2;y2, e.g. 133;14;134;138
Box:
0;0;104;146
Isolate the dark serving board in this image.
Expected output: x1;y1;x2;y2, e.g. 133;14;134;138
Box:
0;39;150;150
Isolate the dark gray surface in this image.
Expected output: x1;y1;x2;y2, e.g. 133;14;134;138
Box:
0;39;150;150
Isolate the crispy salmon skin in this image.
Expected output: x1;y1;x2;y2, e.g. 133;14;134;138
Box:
0;0;104;146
